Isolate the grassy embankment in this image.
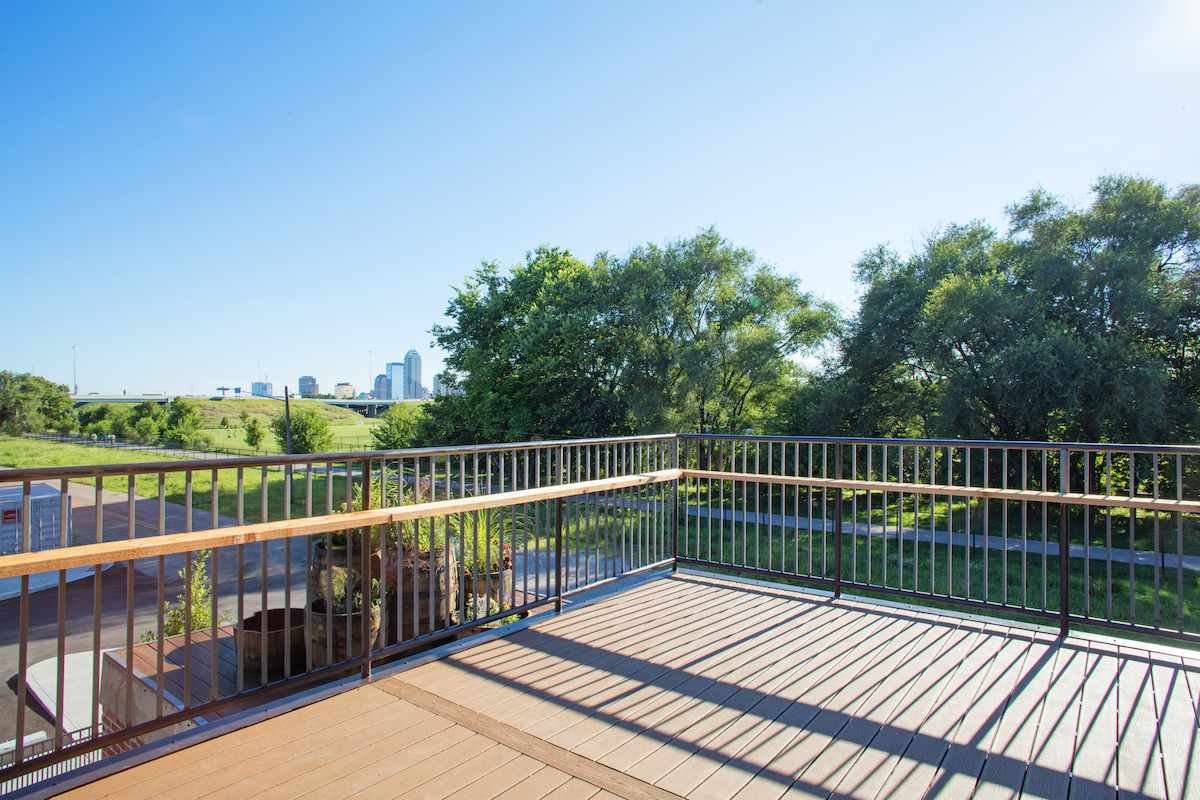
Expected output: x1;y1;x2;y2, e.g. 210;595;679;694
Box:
82;397;414;453
187;396;386;452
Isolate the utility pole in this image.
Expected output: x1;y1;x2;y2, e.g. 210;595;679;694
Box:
72;346;77;394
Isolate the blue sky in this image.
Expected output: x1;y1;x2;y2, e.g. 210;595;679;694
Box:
3;1;1197;397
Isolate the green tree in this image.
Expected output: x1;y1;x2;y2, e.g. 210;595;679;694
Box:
0;372;76;435
610;228;837;434
244;418;266;449
134;416;160;441
271;407;334;454
161;398;204;444
423;230;836;444
799;175;1200;443
371;403;419;450
430;246;630;442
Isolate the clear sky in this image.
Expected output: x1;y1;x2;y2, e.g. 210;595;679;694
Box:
3;1;1197;397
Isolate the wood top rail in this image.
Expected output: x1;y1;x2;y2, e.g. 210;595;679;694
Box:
0;469;682;579
681;469;1200;514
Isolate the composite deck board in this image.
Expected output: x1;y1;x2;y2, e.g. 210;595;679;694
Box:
651;604;900;796
865;625;1038;798
1147;650;1200;800
53;573;1200;800
1069;643;1119;800
474;582;781;722
559;597;838;761
761;618;961;800
1020;640;1088;800
1117;646;1169;800
823;620;986;800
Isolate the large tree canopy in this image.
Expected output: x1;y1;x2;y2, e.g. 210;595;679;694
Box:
0;372;75;436
787;176;1200;443
419;229;836;443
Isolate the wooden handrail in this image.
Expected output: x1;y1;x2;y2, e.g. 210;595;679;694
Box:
0;469;682;579
681;469;1200;514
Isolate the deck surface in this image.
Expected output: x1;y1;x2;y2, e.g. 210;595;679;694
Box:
62;573;1200;799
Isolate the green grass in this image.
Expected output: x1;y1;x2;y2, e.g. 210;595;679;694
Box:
0;435;352;524
205;421;381;453
685;481;1200;558
678;514;1200;639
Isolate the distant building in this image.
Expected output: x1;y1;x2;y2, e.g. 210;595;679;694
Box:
251;381;273;398
298;376;318;397
404;349;421;400
334;383;354;399
432;375;442;396
385;362;403;400
372;374;388;400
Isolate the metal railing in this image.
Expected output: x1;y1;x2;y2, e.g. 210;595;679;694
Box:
677;436;1200;641
0;435;678;791
3;431;1199;793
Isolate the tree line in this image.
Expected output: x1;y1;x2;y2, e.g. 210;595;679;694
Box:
418;175;1198;446
3;175;1195;449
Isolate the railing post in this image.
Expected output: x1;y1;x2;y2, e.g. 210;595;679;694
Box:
672;436;680;573
1059;448;1070;638
835;442;843;599
555;496;564;614
361;457;372;679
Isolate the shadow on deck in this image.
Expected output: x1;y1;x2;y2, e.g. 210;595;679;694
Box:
50;571;1200;799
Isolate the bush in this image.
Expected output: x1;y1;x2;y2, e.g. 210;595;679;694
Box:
244;418;265;449
134;416;159;441
139;551;231;642
271;407;333;454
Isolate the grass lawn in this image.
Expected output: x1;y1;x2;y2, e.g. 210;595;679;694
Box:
206;421;381;453
678;514;1200;640
0;435;352;523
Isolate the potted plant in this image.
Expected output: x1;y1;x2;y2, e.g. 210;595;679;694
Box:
452;507;516;615
309;567;381;668
338;474;460;644
308;487;381;616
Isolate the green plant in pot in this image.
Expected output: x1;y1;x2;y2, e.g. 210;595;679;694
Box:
450;507;518;614
309;567;382;669
354;476;459;644
309;482;384;612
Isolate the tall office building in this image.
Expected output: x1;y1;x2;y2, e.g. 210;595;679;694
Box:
298;376;318;397
385;362;403;400
432;375;442;397
372;374;388;400
334;383;354;399
251;381;273;398
404;349;421;400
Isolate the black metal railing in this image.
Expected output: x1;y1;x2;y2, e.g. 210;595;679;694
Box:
0;435;678;791
676;435;1200;642
3;431;1199;793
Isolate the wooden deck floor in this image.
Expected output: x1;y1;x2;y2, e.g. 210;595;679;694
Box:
62;572;1200;800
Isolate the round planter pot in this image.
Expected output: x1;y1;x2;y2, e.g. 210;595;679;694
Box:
238;608;306;682
384;548;459;645
463;568;514;612
309;599;380;669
